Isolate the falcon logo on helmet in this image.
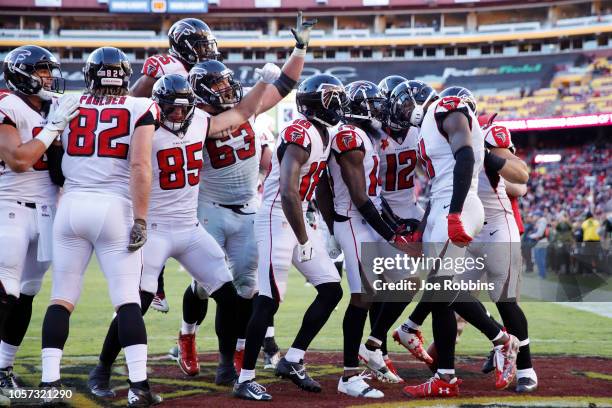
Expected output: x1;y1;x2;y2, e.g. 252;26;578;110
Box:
318;83;344;109
172;22;197;42
7;49;31;73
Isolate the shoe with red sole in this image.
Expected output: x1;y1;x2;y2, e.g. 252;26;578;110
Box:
392;325;434;365
403;373;461;398
177;332;200;376
494;334;520;390
384;357;404;382
234;349;244;374
151;293;169;313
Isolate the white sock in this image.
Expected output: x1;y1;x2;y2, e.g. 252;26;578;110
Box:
41;348;62;383
181;320;197;335
0;342;19;368
367;336;382;346
437;368;456;377
404;319;420;331
265;326;275;338
285;347;305;363
517;368;537;380
238;368;255;383
236;338;246;351
124;344;147;383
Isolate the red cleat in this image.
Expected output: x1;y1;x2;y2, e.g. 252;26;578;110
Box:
384;357;404;382
494;334;520;389
234;349;244;374
177;332;199;376
403;374;461;398
392;326;434;365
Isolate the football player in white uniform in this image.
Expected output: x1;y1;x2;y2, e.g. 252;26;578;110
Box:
320;81;413;397
175;14;313;379
131;18;220;99
233;74;346;401
38;47;160;406
359;81;431;379
86;67;276;395
0;45;75;392
386;82;519;398
131;17;221;313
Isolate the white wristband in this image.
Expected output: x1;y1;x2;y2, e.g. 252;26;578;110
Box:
292;47;306;57
35;126;59;149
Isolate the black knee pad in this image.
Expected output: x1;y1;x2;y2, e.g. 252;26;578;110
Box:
210;281;238;304
315;282;343;307
0;282;17;310
117;303;147;347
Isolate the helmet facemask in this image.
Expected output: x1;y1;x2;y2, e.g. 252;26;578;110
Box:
158;97;195;134
346;94;387;130
193;70;242;110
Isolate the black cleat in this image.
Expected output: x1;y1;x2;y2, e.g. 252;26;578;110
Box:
0;366;19;389
39;380;65;406
215;363;238;386
127;381;162;407
232;379;272;401
516;377;538;393
87;364;115;398
274;358;321;393
481;349;495;374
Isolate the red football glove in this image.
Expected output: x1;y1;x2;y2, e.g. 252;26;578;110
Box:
447;213;473;247
391;234;422;257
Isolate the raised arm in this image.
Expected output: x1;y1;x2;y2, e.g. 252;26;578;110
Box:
256;12;316;114
207;80;268;137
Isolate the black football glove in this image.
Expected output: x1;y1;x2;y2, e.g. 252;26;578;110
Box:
291;11;318;49
128;219;147;251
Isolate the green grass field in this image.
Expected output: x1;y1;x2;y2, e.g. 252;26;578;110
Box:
17;258;612;361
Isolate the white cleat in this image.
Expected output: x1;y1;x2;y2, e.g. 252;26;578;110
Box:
358;344;402;383
338;372;384;398
151;295;169;313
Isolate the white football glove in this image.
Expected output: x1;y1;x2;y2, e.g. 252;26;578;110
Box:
47;94;80;133
254;63;281;84
297;240;313;262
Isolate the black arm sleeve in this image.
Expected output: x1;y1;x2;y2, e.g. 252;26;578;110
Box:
357;199;395;241
483;149;507;173
46;145;65;187
449;145;475;214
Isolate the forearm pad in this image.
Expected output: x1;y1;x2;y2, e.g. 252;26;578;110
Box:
449;146;475;214
273;72;297;97
357;199;395;241
484;149;507;173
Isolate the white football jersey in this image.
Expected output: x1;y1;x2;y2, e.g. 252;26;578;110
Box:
149;109;208;224
199;116;262;205
478;123;514;218
60;94;159;200
262;116;331;213
328;123;380;216
417;96;484;200
377;126;421;219
141;54;189;79
0;92;59;204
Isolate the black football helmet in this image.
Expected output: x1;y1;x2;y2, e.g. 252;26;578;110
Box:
3;45;64;100
345;80;387;128
378;75;407;99
388;80;437;129
152;74;196;134
168;18;220;65
188;60;242;110
83;47;132;95
296;74;347;128
440;86;477;114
